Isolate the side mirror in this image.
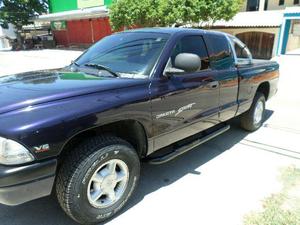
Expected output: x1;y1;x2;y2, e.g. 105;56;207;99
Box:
174;53;201;73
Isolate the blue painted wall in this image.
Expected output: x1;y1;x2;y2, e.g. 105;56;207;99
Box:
281;20;291;54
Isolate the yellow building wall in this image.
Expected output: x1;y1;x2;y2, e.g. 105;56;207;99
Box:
268;0;299;10
286;21;300;52
241;1;247;11
241;0;300;11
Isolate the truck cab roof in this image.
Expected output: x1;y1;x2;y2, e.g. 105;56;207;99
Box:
122;27;226;37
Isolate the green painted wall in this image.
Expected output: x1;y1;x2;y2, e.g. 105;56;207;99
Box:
104;0;113;6
49;0;77;13
49;0;113;13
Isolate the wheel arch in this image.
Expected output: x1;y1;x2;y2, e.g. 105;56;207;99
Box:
256;81;270;100
58;119;149;163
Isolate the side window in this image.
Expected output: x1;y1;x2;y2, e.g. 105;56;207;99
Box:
229;37;252;65
204;34;234;70
234;43;251;59
170;35;210;71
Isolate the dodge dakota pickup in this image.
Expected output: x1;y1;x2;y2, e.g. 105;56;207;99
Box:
0;28;279;224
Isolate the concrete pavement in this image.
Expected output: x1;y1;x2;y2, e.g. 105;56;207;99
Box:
0;50;82;76
0;50;299;225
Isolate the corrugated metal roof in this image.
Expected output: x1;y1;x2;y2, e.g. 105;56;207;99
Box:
205;10;284;28
33;6;108;22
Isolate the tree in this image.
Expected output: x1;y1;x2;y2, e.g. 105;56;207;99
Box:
196;0;243;25
158;0;202;27
109;0;160;30
0;0;48;47
109;0;243;30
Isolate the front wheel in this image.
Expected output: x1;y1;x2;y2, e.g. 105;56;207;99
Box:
56;135;140;224
240;92;266;132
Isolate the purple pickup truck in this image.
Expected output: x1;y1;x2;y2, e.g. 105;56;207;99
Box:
0;28;279;224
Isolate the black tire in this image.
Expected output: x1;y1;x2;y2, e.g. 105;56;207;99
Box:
56;135;140;224
240;92;266;132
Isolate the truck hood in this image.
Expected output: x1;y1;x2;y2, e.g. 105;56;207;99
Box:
0;69;148;114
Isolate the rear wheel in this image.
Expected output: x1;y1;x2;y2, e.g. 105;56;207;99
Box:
56;135;140;224
240;92;266;132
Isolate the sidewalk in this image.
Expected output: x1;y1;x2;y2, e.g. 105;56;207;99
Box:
0;49;82;77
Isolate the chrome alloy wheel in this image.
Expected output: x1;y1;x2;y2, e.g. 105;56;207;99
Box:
87;159;129;208
254;100;264;125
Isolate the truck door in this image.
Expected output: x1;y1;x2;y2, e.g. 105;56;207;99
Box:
229;36;257;115
203;33;239;122
150;35;220;151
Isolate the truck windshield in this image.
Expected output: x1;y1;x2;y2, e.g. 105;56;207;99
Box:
75;32;170;77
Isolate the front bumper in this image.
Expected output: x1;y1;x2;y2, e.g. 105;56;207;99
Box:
0;159;57;206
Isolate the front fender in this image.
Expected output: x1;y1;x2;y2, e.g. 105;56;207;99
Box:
0;85;152;161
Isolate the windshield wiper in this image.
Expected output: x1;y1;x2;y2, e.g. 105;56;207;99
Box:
84;63;120;78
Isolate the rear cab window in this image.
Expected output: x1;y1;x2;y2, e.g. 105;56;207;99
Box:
203;33;235;70
228;36;253;65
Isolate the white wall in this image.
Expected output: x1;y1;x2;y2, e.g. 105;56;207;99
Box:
0;24;16;50
2;24;16;39
0;38;11;50
0;38;4;49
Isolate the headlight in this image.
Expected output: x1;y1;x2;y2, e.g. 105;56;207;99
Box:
0;137;34;165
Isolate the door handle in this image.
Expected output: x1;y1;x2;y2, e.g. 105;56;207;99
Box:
208;81;219;89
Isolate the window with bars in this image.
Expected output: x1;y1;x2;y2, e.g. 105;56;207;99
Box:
279;0;284;5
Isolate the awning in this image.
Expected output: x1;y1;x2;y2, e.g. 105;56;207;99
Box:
202;10;284;28
33;6;108;22
284;6;300;17
23;23;50;31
